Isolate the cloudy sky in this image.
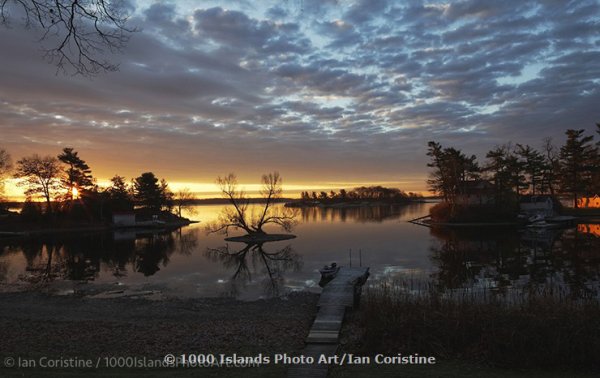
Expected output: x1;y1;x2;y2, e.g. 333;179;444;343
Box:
1;0;599;198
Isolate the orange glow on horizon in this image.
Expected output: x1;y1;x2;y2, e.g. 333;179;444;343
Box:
2;177;429;201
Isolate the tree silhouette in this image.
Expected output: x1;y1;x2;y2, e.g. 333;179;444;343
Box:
174;187;195;218
206;172;298;237
14;154;61;210
0;148;12;205
559;129;596;207
132;172;171;211
57;147;94;200
515;144;546;195
106;174;132;211
484;144;524;200
0;0;136;76
427;141;479;204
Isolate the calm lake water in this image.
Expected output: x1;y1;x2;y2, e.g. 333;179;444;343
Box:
1;203;599;300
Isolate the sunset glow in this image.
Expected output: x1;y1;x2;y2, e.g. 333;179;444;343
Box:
1;1;598;200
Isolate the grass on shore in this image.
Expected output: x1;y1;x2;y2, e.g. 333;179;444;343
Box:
342;281;600;372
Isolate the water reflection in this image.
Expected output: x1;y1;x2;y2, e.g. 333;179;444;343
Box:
0;228;200;283
205;242;302;297
429;226;600;298
299;204;424;223
2;203;599;300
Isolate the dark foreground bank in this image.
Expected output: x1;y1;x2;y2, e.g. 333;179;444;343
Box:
0;291;317;377
335;283;600;377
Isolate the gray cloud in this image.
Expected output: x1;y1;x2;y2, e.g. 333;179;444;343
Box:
0;0;599;191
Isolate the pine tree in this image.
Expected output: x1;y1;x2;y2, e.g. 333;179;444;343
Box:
559;129;595;208
57;148;94;199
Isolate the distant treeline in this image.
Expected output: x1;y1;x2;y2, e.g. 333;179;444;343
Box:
295;186;423;204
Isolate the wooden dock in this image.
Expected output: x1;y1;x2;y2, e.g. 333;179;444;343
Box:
288;267;369;378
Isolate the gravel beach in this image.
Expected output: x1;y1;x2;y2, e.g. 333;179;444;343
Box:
0;291;318;376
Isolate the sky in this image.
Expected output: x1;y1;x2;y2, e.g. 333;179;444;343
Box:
0;0;599;199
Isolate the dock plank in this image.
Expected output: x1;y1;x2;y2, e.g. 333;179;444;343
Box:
287;267;369;378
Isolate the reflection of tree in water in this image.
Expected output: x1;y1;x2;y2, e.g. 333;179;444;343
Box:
205;242;302;297
429;226;600;298
300;204;422;223
133;232;175;276
0;227;199;283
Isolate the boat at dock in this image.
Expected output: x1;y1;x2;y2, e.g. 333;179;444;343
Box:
319;263;340;279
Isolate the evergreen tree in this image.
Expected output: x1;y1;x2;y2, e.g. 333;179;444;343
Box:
484;145;524;201
427;141;479;205
516;144;546;195
133;172;170;211
107;175;133;211
559;129;595;207
57;148;94;199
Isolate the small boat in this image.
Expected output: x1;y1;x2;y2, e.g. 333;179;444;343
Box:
319;262;340;279
528;213;545;223
526;220;560;229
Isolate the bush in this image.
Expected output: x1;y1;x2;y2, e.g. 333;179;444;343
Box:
19;200;43;222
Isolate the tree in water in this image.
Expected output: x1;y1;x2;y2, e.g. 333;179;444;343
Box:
207;172;298;238
57;147;94;200
14;154;61;212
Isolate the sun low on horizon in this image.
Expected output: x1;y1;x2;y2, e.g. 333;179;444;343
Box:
1;0;599;202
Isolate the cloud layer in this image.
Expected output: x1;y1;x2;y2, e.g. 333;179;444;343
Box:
0;0;598;192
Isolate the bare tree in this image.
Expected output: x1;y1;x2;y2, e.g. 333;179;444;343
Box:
0;0;136;76
174;187;195;218
14;154;61;210
0;148;12;203
206;172;298;237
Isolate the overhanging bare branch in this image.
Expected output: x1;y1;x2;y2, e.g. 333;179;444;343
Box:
0;0;137;76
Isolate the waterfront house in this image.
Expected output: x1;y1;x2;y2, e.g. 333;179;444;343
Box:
456;180;495;206
112;211;136;227
519;195;558;217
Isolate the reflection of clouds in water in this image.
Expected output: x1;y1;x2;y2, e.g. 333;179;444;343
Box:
4;203;598;300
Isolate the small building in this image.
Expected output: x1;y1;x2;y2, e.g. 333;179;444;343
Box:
519;195;558;217
112;211;136;227
456;180;495;206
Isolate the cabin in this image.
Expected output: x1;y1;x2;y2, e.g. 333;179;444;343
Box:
456;180;495;206
112;211;136;227
577;195;600;208
519;195;558;217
